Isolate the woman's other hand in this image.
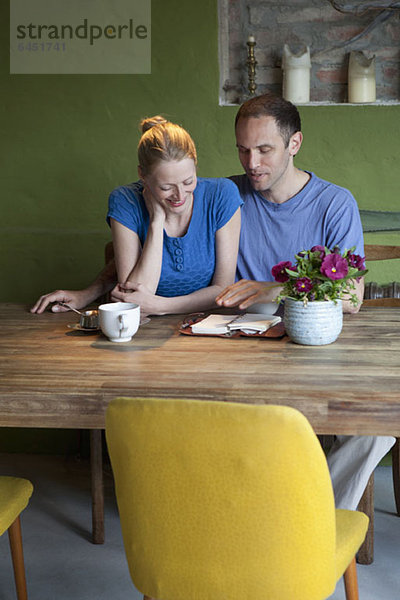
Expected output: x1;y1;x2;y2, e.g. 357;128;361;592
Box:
110;281;165;316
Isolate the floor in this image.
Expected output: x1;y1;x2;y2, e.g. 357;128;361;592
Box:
0;453;399;600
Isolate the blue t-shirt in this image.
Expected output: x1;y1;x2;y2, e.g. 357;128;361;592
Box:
107;177;243;297
230;172;364;282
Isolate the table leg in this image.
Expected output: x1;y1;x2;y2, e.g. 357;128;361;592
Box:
356;473;374;565
90;429;105;544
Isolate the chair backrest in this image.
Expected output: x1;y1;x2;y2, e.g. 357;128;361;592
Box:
364;244;400;261
106;397;337;600
363;244;400;306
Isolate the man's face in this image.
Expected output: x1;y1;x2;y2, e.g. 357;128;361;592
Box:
235;115;298;196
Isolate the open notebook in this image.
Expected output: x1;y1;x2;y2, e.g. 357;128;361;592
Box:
191;313;282;335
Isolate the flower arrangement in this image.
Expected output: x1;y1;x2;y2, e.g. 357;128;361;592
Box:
272;245;367;306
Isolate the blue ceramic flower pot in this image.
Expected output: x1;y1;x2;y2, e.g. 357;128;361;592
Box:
284;298;343;345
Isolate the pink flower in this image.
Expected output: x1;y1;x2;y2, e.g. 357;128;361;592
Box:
271;261;293;283
311;245;326;259
294;277;313;293
320;254;349;280
348;253;365;271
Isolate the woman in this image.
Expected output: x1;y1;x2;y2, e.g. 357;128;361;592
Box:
107;116;242;315
31;116;242;316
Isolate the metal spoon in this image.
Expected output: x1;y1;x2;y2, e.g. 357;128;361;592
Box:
58;301;84;315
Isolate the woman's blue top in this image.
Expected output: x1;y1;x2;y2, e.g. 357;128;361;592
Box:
107;177;243;297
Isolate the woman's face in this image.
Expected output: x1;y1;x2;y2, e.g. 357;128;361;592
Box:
141;158;197;214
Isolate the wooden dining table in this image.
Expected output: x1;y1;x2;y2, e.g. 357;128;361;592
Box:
1;303;399;559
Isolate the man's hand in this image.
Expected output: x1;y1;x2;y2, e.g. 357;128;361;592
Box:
30;289;93;314
215;279;281;310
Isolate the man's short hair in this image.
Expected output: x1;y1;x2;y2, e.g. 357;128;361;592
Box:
235;93;301;147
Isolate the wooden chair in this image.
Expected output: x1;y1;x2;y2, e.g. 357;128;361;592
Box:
0;476;33;600
364;244;400;262
355;244;400;564
363;244;400;308
364;244;400;515
106;397;368;600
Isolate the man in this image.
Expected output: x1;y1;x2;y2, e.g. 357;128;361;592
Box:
31;93;394;511
216;92;364;314
216;92;394;511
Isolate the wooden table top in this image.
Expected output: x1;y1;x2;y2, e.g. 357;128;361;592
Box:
1;303;399;435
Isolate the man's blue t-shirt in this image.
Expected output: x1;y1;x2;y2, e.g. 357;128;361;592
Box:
107;177;243;297
230;172;364;282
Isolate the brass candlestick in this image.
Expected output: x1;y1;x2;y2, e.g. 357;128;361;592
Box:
246;36;257;96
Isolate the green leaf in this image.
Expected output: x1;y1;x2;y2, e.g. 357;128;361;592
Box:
285;268;300;277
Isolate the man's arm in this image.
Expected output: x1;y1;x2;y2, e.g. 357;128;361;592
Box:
216;277;365;314
30;259;117;314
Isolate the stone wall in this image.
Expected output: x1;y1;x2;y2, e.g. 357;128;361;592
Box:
220;0;400;104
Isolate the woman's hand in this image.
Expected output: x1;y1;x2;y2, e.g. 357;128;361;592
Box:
143;186;167;225
111;281;165;316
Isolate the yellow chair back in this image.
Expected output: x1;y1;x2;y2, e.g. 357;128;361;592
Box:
106;397;340;600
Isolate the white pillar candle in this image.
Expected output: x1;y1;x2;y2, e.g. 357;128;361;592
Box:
247;34;255;44
282;44;311;104
348;51;376;103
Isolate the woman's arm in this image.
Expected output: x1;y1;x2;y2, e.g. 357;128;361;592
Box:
111;208;241;315
110;219;143;283
110;189;166;293
111;218;164;295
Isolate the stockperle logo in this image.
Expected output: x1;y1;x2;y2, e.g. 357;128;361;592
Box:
10;0;151;74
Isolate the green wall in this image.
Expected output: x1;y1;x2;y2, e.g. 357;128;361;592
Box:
2;0;400;307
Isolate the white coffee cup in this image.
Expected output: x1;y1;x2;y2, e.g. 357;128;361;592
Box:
98;302;140;343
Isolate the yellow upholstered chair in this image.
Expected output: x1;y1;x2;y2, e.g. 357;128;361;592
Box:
0;476;33;600
106;397;368;600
